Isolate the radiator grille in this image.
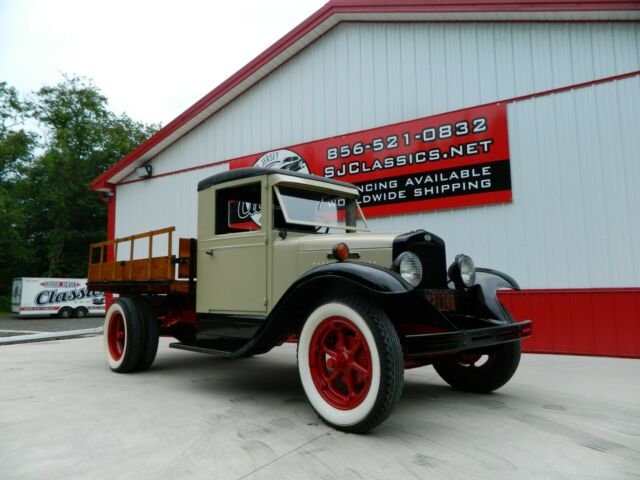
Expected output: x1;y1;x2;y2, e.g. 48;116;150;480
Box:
409;242;448;289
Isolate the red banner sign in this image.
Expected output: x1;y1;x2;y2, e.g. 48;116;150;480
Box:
230;103;511;218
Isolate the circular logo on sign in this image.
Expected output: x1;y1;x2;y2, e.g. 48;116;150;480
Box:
245;149;308;226
253;149;309;174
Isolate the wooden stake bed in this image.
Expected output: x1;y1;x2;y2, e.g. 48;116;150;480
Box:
87;227;196;296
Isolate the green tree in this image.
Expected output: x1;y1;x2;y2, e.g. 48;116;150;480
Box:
0;82;37;295
0;76;158;297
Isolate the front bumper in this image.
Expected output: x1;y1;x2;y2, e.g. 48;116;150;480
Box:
403;320;532;359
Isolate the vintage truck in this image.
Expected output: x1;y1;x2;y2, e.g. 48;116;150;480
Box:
88;167;531;433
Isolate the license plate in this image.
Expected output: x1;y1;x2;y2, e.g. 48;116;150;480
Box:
424;290;457;311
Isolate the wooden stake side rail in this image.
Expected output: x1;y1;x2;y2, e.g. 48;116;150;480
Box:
87;227;195;296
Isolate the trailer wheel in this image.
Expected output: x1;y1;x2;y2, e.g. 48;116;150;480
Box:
57;307;73;319
433;341;522;393
104;298;144;373
134;298;159;371
297;297;403;433
74;307;89;318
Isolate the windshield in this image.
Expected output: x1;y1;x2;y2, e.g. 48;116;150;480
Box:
274;185;369;232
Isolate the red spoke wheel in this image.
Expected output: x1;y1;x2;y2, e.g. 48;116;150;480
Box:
107;310;126;361
434;341;522;393
298;297;403;433
309;316;373;410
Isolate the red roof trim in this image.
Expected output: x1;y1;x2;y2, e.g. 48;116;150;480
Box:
90;2;336;191
329;0;640;12
90;0;640;191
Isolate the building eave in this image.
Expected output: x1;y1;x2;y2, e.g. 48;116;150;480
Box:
90;0;640;192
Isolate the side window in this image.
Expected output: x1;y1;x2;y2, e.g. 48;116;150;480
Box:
215;182;262;234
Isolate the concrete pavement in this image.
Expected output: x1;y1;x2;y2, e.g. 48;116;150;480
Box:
0;314;104;337
1;337;639;480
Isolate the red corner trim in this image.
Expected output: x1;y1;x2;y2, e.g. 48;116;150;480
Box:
89;0;640;192
107;190;116;257
105;190;116;309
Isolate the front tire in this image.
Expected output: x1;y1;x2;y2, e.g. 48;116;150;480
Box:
433;341;522;393
297;297;403;433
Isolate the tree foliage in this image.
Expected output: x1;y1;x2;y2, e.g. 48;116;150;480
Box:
0;76;158;296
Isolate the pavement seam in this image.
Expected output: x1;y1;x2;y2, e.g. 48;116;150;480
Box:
234;431;331;480
0;329;55;334
0;327;104;345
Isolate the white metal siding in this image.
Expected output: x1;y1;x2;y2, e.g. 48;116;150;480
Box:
115;164;228;260
142;22;640;179
115;21;640;288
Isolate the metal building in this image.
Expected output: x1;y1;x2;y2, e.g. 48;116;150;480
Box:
91;1;640;357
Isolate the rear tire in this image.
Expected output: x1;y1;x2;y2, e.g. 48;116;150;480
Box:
297;297;403;433
75;307;89;318
104;298;143;373
135;299;159;371
58;307;73;319
433;341;522;393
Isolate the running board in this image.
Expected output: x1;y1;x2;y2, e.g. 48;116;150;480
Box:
169;342;234;357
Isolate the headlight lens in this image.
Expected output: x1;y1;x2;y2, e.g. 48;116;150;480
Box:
457;254;476;287
448;254;476;289
394;252;423;287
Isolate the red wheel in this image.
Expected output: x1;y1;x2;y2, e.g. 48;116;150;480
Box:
103;298;144;373
308;316;373;410
298;297;403;433
107;310;125;361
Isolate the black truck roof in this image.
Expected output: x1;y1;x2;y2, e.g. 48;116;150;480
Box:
197;167;357;192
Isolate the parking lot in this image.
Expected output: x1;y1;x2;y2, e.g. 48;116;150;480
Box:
1;335;639;480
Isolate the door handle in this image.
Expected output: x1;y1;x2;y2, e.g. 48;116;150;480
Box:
205;249;215;257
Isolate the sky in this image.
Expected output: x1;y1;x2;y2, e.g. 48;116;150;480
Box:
0;0;327;126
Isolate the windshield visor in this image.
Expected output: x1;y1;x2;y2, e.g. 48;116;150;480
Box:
274;185;368;232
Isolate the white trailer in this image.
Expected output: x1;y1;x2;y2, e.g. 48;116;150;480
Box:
11;278;105;318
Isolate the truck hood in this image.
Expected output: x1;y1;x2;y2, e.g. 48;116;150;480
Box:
295;232;400;252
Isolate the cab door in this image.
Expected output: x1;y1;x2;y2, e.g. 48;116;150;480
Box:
197;179;268;315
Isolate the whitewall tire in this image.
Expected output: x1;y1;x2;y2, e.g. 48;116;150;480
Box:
104;298;144;373
297;297;403;433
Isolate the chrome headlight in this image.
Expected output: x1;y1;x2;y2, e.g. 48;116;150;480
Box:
393;251;423;287
448;254;476;288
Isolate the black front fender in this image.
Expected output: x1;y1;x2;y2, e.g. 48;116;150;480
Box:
474;268;521;324
237;262;416;356
292;261;413;294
